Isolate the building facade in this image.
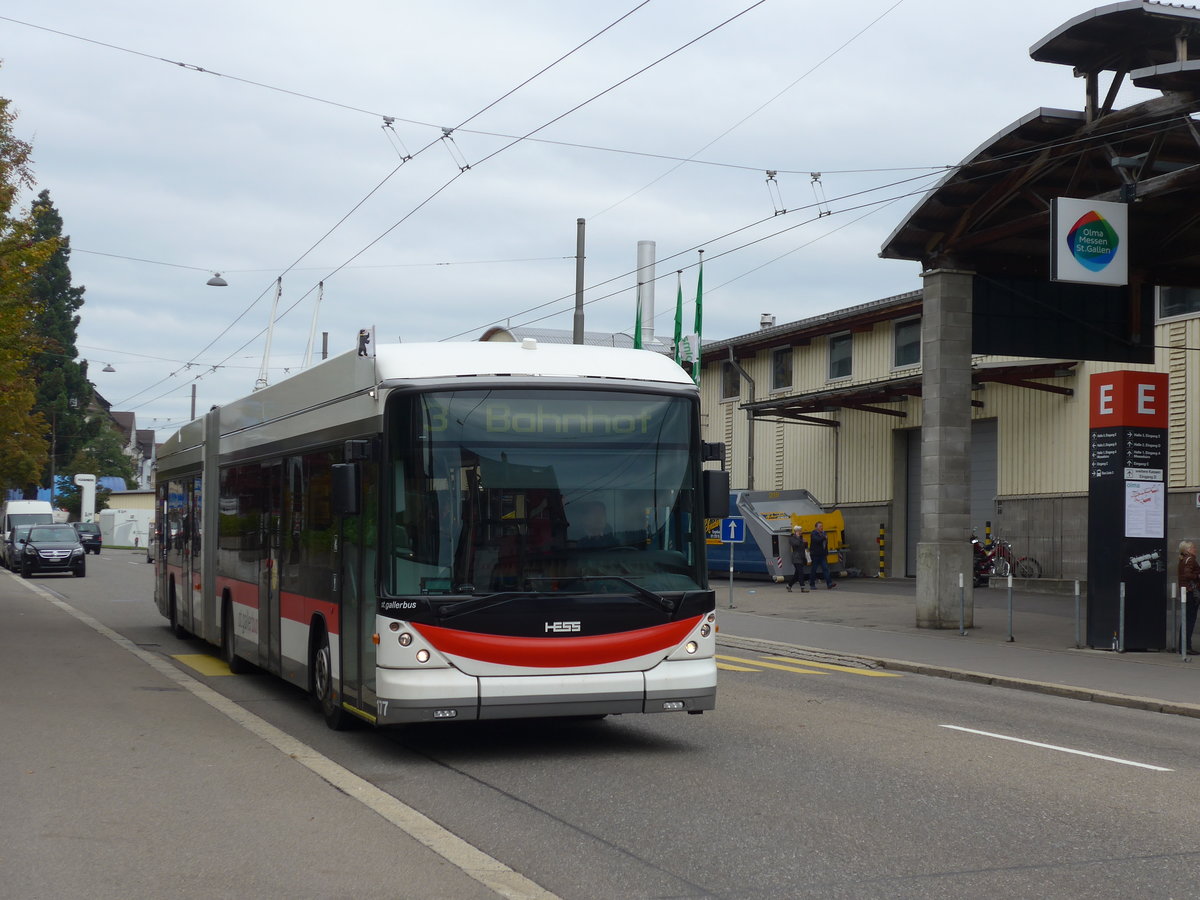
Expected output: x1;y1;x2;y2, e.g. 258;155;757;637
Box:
696;290;1200;582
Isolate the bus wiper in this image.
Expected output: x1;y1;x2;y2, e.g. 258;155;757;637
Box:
435;592;531;620
527;576;676;613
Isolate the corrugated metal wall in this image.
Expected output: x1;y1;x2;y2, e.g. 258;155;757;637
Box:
699;313;1200;575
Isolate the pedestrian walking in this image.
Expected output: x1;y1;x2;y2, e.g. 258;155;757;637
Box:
808;521;837;590
785;525;810;592
1177;538;1198;654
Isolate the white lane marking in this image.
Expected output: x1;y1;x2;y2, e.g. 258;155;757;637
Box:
940;724;1172;772
21;578;560;900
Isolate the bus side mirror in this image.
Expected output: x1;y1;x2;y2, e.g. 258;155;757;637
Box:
702;469;730;520
331;463;360;517
701;441;725;462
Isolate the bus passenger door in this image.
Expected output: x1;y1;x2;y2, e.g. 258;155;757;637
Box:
336;458;378;718
259;462;283;673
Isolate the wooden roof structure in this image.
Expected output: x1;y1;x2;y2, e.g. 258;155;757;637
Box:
881;1;1200;286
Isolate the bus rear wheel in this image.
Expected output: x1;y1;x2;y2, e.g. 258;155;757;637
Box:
168;583;188;639
312;630;350;731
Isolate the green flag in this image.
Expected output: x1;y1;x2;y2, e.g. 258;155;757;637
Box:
673;272;683;365
633;282;643;349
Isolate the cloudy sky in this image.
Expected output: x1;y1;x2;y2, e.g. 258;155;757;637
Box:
0;1;1154;438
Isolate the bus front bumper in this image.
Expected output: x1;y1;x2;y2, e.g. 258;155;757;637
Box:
374;657;716;725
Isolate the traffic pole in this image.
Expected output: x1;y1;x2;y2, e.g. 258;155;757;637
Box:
728;540;735;609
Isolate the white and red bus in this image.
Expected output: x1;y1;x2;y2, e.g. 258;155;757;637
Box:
153;339;728;729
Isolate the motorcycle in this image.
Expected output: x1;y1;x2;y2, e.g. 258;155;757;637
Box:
971;534;1042;585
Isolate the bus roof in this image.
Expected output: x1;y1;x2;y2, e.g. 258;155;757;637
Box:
373;340;695;385
157;340;696;467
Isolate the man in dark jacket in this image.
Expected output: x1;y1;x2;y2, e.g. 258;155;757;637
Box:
808;521;837;590
785;526;809;592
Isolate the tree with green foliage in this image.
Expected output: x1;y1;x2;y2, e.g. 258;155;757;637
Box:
0;91;55;492
26;189;97;496
56;424;137;519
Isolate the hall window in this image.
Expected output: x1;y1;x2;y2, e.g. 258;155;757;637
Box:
828;332;852;380
771;347;792;392
721;361;741;400
893;317;921;368
1158;286;1200;320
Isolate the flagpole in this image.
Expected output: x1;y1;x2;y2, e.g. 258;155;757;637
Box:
693;250;704;385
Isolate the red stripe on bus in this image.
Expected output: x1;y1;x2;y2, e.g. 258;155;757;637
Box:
216;576;259;609
413;618;701;668
280;591;339;635
211;576;339;634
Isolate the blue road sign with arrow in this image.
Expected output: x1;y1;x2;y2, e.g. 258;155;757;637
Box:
719;517;745;543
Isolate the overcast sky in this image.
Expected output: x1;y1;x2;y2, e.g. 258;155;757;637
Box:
0;1;1154;438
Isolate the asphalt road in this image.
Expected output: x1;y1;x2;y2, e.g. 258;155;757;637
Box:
7;551;1199;899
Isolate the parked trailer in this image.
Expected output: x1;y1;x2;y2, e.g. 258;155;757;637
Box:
99;508;153;549
708;490;847;581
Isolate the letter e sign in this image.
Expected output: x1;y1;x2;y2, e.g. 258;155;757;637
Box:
1090;371;1169;428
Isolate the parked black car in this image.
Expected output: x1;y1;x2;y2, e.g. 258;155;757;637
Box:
18;524;86;578
73;521;102;554
2;524;32;571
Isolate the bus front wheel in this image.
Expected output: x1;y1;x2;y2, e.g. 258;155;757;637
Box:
312;630;350;731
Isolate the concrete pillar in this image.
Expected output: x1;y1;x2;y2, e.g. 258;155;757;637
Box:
916;268;975;628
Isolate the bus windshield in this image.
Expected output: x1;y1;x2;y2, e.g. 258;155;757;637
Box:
385;388;703;597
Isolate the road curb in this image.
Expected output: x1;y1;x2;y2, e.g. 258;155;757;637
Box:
718;634;1200;720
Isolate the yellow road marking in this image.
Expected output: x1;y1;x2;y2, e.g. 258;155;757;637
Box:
173;654;234;676
717;654;829;675
762;656;902;677
717;662;761;672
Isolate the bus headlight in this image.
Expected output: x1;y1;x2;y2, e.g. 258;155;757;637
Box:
699;624;711;638
398;632;413;646
685;641;698;654
415;649;430;663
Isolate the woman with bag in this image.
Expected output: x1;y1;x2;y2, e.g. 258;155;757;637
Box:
1177;539;1198;654
785;525;810;593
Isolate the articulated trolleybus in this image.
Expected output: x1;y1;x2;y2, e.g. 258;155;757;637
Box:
153;339;729;729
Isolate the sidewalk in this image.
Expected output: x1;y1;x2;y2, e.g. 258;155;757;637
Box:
713;576;1200;719
0;574;514;900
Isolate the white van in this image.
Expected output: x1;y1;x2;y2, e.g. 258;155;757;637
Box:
2;499;55;541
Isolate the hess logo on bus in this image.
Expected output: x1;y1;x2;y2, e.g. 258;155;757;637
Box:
545;621;581;633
